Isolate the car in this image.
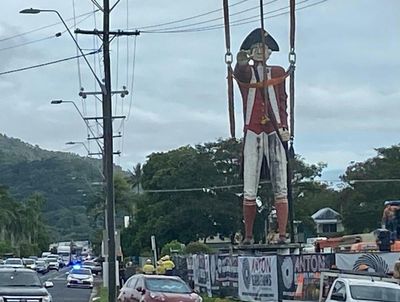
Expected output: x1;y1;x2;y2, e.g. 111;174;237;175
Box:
82;260;102;275
23;258;37;270
36;259;50;274
0;267;53;302
325;277;400;302
117;274;202;302
66;267;94;288
3;257;24;268
45;256;60;271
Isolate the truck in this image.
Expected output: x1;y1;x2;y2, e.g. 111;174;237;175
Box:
318;269;400;302
57;245;71;265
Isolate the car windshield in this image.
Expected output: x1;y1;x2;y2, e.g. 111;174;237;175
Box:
145;278;191;294
36;261;45;265
0;271;42;287
350;285;400;302
5;259;22;265
71;269;91;275
23;259;35;264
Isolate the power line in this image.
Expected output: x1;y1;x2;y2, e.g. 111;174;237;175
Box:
0;35;58;53
138;0;282;33
132;0;252;30
0;12;96;53
144;180;272;193
141;0;327;34
143;178;400;193
0;9;99;43
0;49;100;76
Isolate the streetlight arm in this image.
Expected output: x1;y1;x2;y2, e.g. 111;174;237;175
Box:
51;100;103;152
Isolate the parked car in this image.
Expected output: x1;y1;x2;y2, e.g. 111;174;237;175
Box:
66;267;94;288
82;260;102;275
36;259;49;274
23;258;37;270
0;267;53;302
117;274;202;302
3;258;24;268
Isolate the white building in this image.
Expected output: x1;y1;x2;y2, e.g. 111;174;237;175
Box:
311;207;344;235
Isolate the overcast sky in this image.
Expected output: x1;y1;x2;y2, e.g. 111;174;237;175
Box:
0;0;399;182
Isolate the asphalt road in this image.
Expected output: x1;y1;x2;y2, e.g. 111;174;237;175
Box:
39;267;97;302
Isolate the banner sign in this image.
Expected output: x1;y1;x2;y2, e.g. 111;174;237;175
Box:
238;256;278;301
278;253;335;301
217;254;239;287
336;252;400;273
192;254;212;297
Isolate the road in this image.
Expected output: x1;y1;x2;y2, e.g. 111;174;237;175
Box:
39;267;98;302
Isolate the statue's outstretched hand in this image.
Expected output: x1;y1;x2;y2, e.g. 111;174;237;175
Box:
279;128;290;142
236;50;249;65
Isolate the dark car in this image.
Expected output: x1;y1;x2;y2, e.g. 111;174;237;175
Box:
117;274;202;302
0;267;53;302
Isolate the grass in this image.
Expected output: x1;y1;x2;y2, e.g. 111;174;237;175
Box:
96;286;108;302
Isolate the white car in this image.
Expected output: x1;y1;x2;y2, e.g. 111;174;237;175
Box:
4;258;24;268
22;258;37;270
45;256;60;271
67;267;94;288
326;277;400;302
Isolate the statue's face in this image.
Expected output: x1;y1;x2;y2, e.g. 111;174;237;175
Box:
250;43;271;62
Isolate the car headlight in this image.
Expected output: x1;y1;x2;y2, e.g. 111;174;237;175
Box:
67;276;72;281
195;295;203;302
43;295;52;302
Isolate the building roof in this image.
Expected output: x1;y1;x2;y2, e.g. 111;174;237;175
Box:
311;207;341;221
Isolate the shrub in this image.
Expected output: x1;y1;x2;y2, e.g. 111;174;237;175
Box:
184;242;213;254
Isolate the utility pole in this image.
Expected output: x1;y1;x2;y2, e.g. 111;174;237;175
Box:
102;1;116;302
75;2;139;301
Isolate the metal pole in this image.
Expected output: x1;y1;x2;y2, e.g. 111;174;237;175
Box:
102;0;117;301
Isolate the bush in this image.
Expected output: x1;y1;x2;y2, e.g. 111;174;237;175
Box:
184;242;213;254
161;240;185;256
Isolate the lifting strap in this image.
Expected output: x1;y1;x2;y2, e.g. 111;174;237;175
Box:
223;0;235;138
234;68;291;89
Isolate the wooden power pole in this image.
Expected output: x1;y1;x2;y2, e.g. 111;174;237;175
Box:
76;1;139;300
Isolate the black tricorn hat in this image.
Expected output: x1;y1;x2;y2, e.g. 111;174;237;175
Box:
240;28;279;52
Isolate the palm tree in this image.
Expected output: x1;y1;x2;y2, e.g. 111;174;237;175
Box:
128;163;142;194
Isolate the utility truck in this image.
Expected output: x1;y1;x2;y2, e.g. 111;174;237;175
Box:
319;269;400;302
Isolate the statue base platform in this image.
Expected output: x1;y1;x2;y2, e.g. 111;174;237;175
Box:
220;243;301;255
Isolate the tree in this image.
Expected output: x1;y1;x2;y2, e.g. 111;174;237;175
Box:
128;163;143;194
340;145;400;233
122;138;339;254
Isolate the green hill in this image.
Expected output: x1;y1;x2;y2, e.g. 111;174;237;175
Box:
0;133;104;241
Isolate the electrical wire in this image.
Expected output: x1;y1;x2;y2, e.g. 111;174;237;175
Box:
90;0;103;12
114;36;120;115
125;35;138;122
0;12;96;53
0;35;59;53
144;180;271;193
143;178;400;194
141;0;327;34
0;49;100;76
138;0;282;33
0;9;99;43
133;0;252;30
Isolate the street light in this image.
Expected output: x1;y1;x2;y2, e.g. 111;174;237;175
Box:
20;8;105;93
51;100;103;151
